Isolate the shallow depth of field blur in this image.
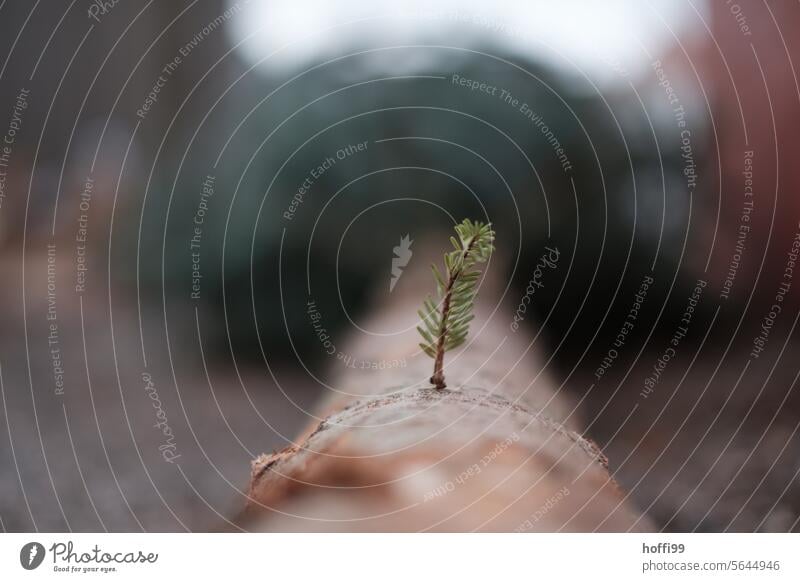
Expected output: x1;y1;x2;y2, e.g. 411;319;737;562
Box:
1;0;800;531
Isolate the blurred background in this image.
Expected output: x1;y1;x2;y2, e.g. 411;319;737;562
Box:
1;0;800;531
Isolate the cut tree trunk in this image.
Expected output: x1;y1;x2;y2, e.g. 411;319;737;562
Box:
236;239;651;531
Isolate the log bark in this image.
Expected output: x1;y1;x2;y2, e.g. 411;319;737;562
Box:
236;240;651;531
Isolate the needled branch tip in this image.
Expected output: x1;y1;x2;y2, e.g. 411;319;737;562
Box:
417;219;495;390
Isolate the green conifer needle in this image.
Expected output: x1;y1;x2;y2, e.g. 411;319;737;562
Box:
417;219;495;389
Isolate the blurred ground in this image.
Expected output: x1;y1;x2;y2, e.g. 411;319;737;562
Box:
0;250;318;531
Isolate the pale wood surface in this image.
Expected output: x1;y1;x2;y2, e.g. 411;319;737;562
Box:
238;240;652;531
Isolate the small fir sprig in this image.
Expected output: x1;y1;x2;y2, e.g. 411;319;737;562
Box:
418;219;495;389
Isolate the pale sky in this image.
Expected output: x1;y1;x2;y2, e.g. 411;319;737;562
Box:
227;0;708;86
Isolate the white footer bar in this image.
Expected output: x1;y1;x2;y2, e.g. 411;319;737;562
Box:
1;533;796;581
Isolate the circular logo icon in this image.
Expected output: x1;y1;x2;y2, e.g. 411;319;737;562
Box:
19;542;46;570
